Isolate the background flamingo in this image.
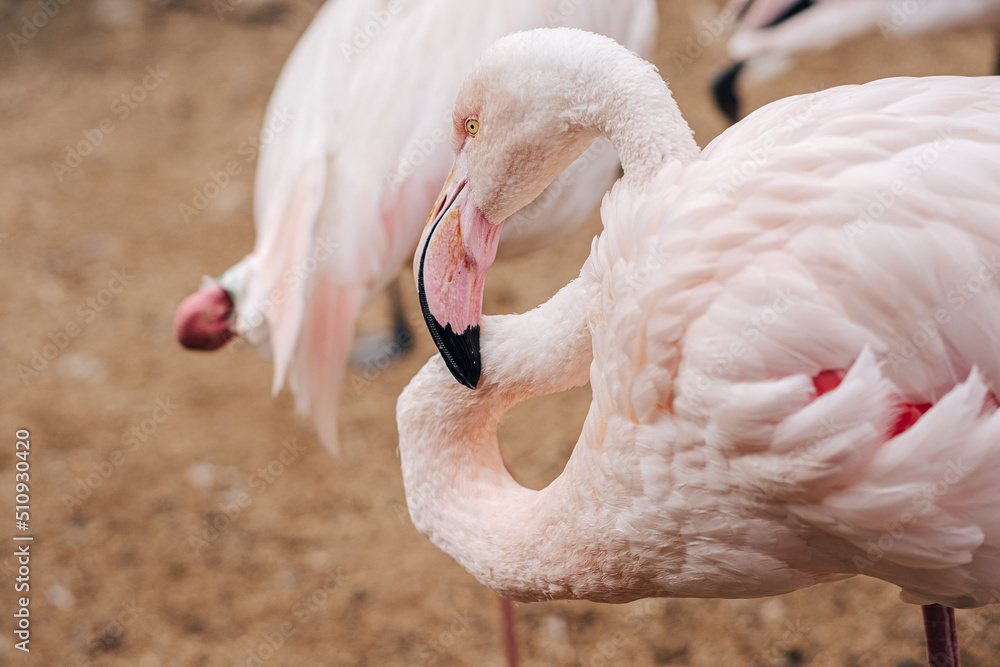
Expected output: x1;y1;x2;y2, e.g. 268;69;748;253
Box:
173;0;656;453
712;0;1000;122
403;28;1000;667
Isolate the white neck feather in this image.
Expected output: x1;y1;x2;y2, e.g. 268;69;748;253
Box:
567;45;700;187
398;30;701;601
399;275;641;601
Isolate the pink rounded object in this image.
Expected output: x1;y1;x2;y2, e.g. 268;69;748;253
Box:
174;284;235;351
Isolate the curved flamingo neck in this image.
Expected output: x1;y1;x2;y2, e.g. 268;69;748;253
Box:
568;52;700;187
398;275;630;601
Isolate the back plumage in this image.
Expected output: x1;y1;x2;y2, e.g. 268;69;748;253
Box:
589;76;1000;605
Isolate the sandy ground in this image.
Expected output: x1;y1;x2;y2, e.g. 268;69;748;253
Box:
2;1;999;665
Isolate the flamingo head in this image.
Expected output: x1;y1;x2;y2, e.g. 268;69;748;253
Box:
414;29;601;388
174;282;236;351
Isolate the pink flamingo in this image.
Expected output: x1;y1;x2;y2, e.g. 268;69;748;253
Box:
173;0;656;453
712;0;1000;122
405;27;1000;667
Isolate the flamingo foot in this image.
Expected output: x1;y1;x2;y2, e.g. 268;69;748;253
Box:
922;604;960;667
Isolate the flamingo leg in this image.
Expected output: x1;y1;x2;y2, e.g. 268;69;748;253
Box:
496;595;520;667
994;34;1000;75
348;276;414;371
496;453;520;667
922;604;960;667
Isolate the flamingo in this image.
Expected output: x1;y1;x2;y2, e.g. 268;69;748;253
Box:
173;0;657;453
402;27;1000;667
712;0;1000;122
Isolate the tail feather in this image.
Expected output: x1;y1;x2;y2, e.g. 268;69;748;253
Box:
288;277;363;455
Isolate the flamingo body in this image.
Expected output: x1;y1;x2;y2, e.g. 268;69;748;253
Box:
713;0;1000;121
400;28;1000;614
175;0;656;452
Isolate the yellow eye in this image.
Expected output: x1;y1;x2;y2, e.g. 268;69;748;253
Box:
465;118;479;135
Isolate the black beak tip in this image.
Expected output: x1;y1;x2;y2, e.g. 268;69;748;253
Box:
424;314;482;390
712;61;745;125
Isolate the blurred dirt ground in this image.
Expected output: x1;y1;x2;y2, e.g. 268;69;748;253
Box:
1;1;998;665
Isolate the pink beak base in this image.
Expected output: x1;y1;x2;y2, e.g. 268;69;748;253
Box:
415;168;503;388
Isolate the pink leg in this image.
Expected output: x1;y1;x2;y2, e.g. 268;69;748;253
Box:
922;604;960;667
497;453;520;667
497;595;520;667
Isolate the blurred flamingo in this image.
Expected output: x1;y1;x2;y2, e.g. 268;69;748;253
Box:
712;0;1000;122
174;0;657;453
404;28;1000;667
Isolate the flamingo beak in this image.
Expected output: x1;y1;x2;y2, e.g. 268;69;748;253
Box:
414;156;503;389
174;282;235;350
712;60;744;125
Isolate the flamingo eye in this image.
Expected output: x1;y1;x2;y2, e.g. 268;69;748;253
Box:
465;118;479;135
